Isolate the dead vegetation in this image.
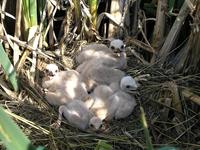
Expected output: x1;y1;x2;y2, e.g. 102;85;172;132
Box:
0;0;200;149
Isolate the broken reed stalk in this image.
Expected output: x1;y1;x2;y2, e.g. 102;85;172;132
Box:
131;0;141;36
108;0;123;37
157;0;193;66
60;1;74;63
47;1;54;47
151;0;167;52
175;1;200;73
166;82;183;113
182;89;200;106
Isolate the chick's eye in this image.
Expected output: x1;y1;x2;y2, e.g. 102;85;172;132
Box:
99;124;103;129
110;46;115;50
90;124;94;128
121;45;124;49
126;85;130;88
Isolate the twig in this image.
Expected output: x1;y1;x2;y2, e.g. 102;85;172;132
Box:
128;47;150;65
44;3;58;43
0;10;16;20
174;121;198;141
139;27;155;53
182;89;200;106
4;109;50;135
0;34;53;60
125;36;155;53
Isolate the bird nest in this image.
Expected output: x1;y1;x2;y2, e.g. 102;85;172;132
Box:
1;42;200;150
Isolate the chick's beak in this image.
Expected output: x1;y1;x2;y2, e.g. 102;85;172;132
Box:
113;49;118;53
127;88;138;94
45;70;55;77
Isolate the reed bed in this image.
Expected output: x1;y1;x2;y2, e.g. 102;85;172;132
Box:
1;53;200;149
0;0;200;149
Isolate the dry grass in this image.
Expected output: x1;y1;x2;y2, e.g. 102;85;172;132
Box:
1;46;200;150
0;1;200;149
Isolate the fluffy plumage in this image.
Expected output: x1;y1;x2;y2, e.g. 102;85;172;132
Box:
85;76;138;121
106;76;137;120
78;62;125;92
85;85;114;120
76;39;127;70
54;100;102;131
42;69;88;106
76;43;113;64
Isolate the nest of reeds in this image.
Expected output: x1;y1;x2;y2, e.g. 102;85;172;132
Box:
1;46;200;149
1;0;200;149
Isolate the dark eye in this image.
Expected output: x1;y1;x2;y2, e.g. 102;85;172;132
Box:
121;45;124;49
126;85;130;88
99;124;103;129
55;70;58;73
90;124;94;128
110;46;115;50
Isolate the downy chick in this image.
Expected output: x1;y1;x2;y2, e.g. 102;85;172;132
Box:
76;39;127;70
78;62;125;92
106;76;138;120
86;76;138;121
53;100;103;131
42;64;88;106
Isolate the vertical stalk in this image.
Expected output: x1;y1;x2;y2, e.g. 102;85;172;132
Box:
13;0;22;65
73;0;82;33
151;0;167;63
158;0;193;66
88;0;97;28
17;0;38;77
47;1;54;47
108;0;123;38
131;0;141;36
151;0;167;50
140;107;154;150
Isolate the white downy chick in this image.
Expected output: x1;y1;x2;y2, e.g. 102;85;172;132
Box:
76;39;127;70
44;63;59;77
42;64;88;106
109;39;125;53
83;76;138;122
76;43;113;64
109;39;127;69
78;62;125;92
106;76;138;120
54;100;102;131
85;85;114;121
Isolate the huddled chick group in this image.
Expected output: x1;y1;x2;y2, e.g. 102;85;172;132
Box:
42;39;139;132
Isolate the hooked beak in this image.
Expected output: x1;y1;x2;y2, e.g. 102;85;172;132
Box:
127;88;138;94
113;50;119;54
45;70;55;77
